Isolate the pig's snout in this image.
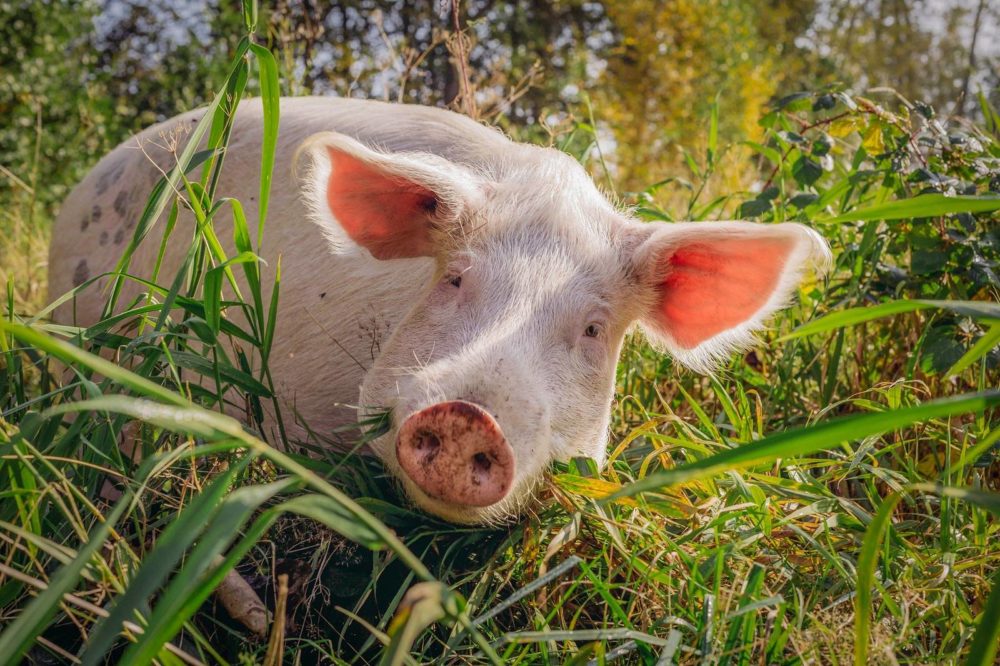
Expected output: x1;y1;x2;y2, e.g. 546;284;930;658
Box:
396;401;515;507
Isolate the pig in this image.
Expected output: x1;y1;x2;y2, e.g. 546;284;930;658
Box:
49;97;831;524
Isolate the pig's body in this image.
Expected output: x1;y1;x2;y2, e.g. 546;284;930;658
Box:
50;98;515;433
51;97;830;523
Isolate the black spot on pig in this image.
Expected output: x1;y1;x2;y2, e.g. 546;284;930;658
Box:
72;259;89;287
95;158;126;196
99;231;109;246
114;227;125;245
320;292;326;299
113;190;130;217
80;204;104;232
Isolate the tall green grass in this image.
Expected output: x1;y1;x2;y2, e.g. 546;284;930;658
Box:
1;4;998;664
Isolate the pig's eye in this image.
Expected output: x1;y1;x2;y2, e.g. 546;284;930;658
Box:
448;275;462;288
583;323;603;339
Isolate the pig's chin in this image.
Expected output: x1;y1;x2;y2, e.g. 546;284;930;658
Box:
397;471;542;525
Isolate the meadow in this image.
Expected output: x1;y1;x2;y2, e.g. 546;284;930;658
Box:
1;3;999;664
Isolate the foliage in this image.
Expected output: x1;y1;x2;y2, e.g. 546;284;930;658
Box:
0;1;999;665
741;88;1000;379
594;0;781;187
811;0;997;117
0;0;244;214
3;0;997;218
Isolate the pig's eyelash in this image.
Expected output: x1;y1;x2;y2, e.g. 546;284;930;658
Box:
444;264;472;288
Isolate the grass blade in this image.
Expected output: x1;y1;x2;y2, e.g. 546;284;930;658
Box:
102;38;250;317
120;479;296;664
249;43;280;248
277;493;386;549
0;491;132;663
379;582;452;666
781;299;1000;341
820;194;1000;223
948;324;1000;377
79;458;251;665
609;390;1000;500
0;321;188;406
964;567;1000;666
854;491;904;666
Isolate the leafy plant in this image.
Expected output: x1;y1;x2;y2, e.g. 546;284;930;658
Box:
1;7;998;666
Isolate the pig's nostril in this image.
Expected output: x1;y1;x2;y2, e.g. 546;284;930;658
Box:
413;429;441;454
472;452;492;472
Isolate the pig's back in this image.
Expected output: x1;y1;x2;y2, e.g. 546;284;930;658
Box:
48;96;511;323
48;97;513;440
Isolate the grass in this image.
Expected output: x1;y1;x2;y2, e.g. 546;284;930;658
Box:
1;5;999;665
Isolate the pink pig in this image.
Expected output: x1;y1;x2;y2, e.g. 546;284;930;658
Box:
49;97;830;523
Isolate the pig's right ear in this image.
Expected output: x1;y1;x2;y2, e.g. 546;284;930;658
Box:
300;132;485;260
626;221;831;373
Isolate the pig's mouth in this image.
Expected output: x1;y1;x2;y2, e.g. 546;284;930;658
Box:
392;400;518;522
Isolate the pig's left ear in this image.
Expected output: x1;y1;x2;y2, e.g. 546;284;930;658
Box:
300;132;485;259
629;221;831;372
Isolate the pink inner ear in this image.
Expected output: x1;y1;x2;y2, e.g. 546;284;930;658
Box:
326;147;438;259
656;238;794;349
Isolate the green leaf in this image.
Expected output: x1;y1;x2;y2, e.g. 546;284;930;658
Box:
261;256;281;365
911;247;949;275
742;140;781;165
608;390;1000;501
203;266;223;336
812;93;836;111
919;327;965;375
739;198;773;219
820;194;1000;224
772;92;811;111
948;324;1000;376
242;0;258;33
250;43;280;248
707;95;719;166
781;300;1000;341
380;582;460;666
789;192;819;208
854;491;904;666
202;250;260;335
791;156;823;186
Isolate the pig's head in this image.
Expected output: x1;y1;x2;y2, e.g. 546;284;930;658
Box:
303;132;830;524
